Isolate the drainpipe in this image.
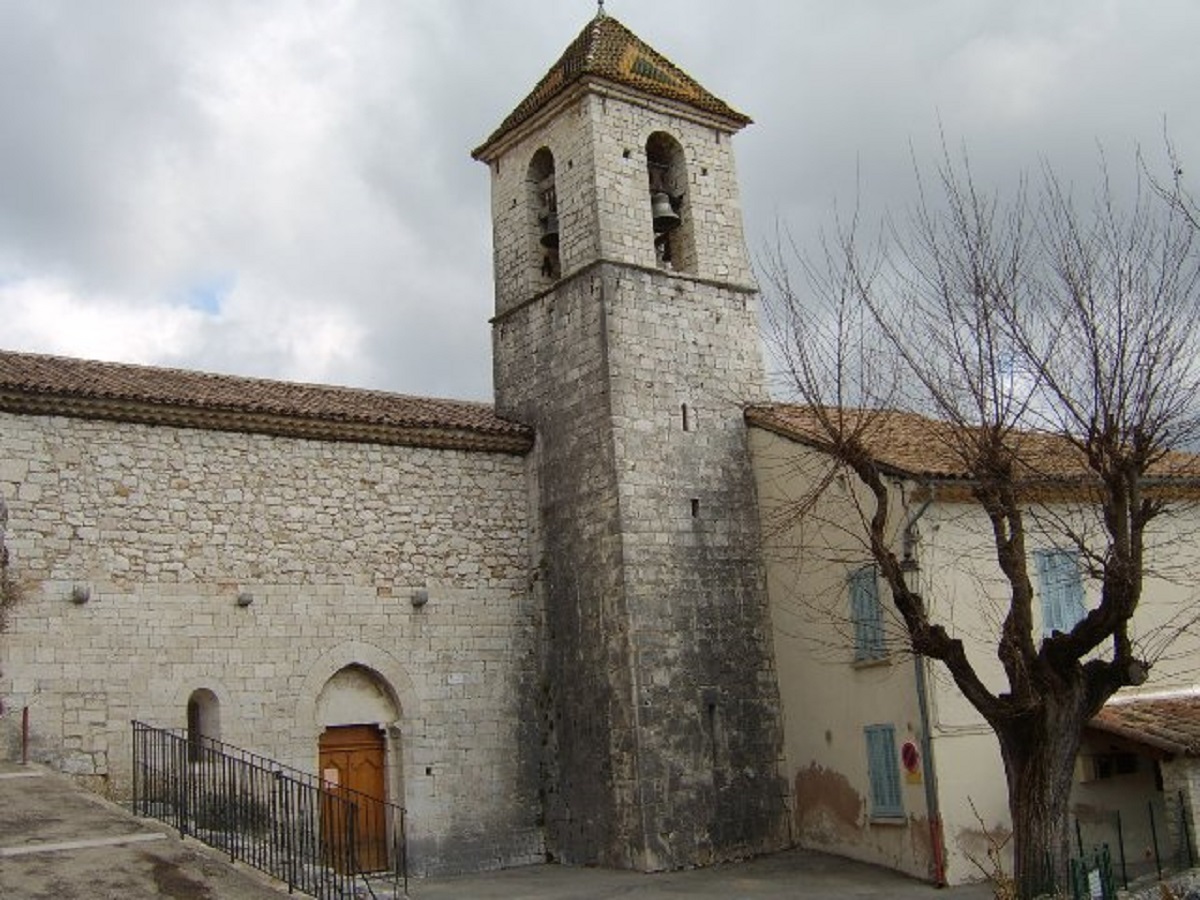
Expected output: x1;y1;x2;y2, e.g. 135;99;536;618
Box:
902;492;947;886
914;653;947;885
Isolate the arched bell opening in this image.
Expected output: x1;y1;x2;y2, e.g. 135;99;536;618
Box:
527;147;561;285
646;131;696;274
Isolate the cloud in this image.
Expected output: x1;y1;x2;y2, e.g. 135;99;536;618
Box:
0;1;1197;403
0;275;206;363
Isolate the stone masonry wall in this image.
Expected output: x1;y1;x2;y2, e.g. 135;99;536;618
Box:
488;95;601;318
602;265;790;868
488;80;786;871
493;263;790;869
487;91;756;318
1161;758;1200;864
0;411;543;875
494;268;638;866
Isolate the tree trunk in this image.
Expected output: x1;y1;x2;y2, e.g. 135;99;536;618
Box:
996;690;1088;899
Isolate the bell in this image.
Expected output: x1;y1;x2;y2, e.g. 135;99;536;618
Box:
540;212;559;249
650;191;680;233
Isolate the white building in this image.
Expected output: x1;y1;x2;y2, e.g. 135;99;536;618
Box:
750;404;1200;884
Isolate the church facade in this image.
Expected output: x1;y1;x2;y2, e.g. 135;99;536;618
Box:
0;12;790;877
4;10;1198;887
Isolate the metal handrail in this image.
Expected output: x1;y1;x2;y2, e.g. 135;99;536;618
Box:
131;720;407;899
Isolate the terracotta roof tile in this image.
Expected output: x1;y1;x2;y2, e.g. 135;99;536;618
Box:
473;12;751;159
746;404;1200;483
1091;694;1200;757
0;350;533;454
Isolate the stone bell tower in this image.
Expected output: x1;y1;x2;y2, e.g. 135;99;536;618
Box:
473;10;789;871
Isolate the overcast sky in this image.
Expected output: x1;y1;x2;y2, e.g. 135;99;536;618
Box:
1;1;1197;401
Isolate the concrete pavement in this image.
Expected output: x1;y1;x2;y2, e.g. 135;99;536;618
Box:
408;848;996;900
0;759;286;899
1;758;997;898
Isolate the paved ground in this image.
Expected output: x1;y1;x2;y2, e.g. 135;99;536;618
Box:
1;758;997;899
0;760;286;899
408;849;996;900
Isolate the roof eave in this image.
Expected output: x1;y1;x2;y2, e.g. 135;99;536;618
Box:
0;389;534;455
744;407;932;482
1087;718;1193;758
744;406;1200;496
472;74;751;164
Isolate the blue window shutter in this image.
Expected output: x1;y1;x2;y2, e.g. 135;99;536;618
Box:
865;724;902;817
1034;551;1060;633
1036;549;1085;637
850;567;883;660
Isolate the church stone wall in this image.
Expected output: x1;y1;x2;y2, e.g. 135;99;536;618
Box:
602;266;789;867
493;266;638;866
486;48;788;868
0;411;543;875
487;95;602;318
493;261;789;870
584;92;756;287
486;91;755;319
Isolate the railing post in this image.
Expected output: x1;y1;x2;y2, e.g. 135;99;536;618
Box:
1115;808;1127;889
275;770;295;895
1150;799;1163;880
1180;788;1195;868
131;721;140;816
402;805;409;896
347;799;358;892
176;730;187;837
1101;844;1115;900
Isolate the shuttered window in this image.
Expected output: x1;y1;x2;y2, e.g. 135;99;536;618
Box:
1035;549;1086;637
850;566;885;660
865;724;903;818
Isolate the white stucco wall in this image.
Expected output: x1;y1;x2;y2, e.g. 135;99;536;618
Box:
752;424;1200;885
918;495;1200;882
751;428;935;880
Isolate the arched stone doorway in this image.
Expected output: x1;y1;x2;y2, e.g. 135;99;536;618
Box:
315;665;402;872
186;688;220;761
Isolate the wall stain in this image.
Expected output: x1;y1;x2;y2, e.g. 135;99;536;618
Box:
955;821;1012;876
794;763;863;842
907;813;941;881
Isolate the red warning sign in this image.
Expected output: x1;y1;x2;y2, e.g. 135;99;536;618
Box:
901;741;920;773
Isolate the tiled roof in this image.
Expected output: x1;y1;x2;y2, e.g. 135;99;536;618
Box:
473;12;751;159
746;404;1200;483
0;350;533;454
1091;693;1200;757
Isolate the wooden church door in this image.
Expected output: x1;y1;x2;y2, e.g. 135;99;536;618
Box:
319;724;388;872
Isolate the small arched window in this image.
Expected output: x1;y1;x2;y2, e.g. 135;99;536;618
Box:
646;132;695;274
527;147;561;285
186;688;220;762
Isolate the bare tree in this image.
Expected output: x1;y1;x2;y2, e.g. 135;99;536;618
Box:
1146;132;1200;233
763;149;1200;896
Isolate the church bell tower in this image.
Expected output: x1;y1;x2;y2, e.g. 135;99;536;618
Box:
473;10;789;870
